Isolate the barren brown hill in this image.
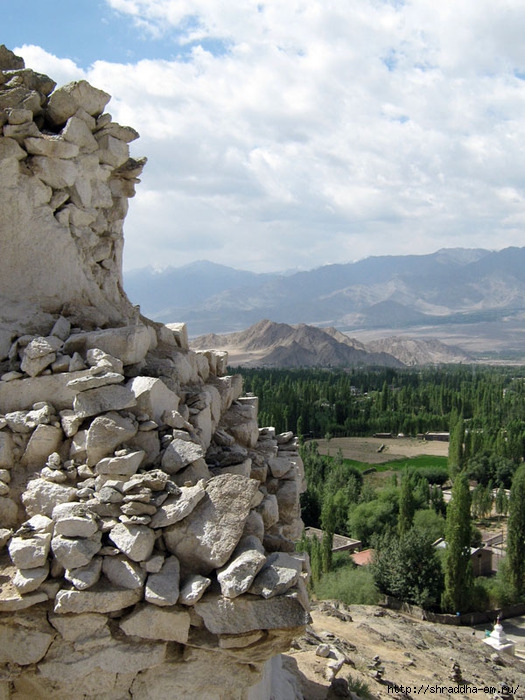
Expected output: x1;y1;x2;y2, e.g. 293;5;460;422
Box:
191;320;473;368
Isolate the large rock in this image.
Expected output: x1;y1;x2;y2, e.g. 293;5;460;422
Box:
144;555;181;606
109;522;155;562
0;615;54;665
22;423;63;467
150;480;206;528
194;591;311;635
161;437;204;474
64;325;152;367
102;554;146;590
85;411;138;465
120;604;190;642
46;80;111;125
126;376;180;423
73;384;136;418
54;584;142;614
163;474;260;575
21;478;78;517
216;536;267;599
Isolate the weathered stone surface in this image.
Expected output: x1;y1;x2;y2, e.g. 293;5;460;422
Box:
51;533;102;570
21;478;77;517
178;574;211;605
0;590;48;611
37;637;166;682
217;536;266;599
0;617;54;665
127;376;180;424
22;423;63;467
48;611;107;641
144;555;180;606
52;502;99;538
249;552;301;599
8;533;51;569
65;556;103;590
195;592;311;635
163;474;260;575
171;458;212;487
0;370;98;413
161;437;204;474
150;480;206;528
12;563;49;593
74;384;136;418
242;509;265;542
221;403;259;448
67;370;124;391
85;411;138;465
257;494;279;529
0;431;14;468
109;522;155;562
120;604;190;642
129;647;263;700
54;584;142;614
102;554;146;589
46;80;111;125
267;455;294;479
25;135;79;159
64;325;152;367
95;449;145;476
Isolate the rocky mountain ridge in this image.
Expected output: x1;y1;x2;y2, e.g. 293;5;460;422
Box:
125;248;525;345
191;320;472;368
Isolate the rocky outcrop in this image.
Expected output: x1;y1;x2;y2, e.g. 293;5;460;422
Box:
0;47;309;699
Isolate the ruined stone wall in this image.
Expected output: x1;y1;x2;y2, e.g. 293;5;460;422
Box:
0;47;309;699
0;45;142;330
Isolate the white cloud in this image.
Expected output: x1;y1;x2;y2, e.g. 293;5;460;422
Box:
14;1;525;272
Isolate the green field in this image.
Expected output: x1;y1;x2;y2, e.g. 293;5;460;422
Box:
335;454;448;473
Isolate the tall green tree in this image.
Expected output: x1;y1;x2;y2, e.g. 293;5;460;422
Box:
372;530;444;608
448;414;465;478
442;472;474;613
506;464;525;597
398;469;416;536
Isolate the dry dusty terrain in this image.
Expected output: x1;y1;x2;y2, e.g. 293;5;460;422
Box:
314;437;449;465
285;603;525;700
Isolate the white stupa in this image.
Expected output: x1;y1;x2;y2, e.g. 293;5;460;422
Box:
483;616;515;656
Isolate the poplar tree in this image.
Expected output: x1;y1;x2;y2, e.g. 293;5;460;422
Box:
448;414;465;478
398;470;416;536
506;464;525;597
442;472;473;613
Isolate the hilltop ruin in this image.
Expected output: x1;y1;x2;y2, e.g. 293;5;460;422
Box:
0;45;309;699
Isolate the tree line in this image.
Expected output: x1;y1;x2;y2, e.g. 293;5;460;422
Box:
238;365;525;478
233;364;525;610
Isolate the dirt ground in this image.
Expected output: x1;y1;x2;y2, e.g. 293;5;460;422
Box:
284;603;525;699
314;437;449;464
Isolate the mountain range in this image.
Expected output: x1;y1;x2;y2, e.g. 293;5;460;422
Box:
125;247;525;358
190;319;472;367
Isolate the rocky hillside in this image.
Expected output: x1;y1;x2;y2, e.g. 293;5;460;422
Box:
191;320;473;368
285;602;525;699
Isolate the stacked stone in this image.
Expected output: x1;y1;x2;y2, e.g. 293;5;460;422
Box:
0;46;308;699
0;316;309;696
0;44;144;327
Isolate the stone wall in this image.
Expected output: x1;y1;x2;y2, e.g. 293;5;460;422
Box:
0;47;309;699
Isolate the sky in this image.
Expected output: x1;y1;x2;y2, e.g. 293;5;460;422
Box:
4;0;525;273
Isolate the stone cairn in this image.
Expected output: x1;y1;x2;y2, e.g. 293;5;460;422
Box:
0;46;310;699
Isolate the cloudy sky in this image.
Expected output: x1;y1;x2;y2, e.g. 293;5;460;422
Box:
5;1;525;273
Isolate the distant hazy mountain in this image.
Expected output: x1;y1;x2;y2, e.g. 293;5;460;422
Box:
124;247;525;340
190;320;473;368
